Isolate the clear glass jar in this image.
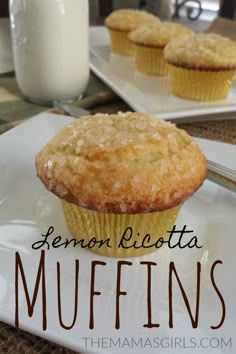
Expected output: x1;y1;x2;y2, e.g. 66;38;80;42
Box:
9;0;89;105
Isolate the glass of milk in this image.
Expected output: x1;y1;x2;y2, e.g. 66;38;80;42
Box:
9;0;89;105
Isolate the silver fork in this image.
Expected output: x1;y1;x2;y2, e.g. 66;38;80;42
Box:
207;160;236;193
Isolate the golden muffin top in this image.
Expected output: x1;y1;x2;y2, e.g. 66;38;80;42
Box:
129;22;193;48
35;112;207;214
164;33;236;70
105;9;159;32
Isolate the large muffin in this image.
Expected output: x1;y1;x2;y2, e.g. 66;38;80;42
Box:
36;112;207;257
129;22;193;75
164;33;236;100
105;9;160;56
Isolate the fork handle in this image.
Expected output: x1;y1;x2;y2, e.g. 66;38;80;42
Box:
207;160;236;193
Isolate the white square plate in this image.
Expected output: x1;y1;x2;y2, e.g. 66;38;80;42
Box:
0;113;235;353
89;27;236;122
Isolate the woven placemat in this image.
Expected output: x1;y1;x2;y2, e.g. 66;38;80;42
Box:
0;323;77;354
177;119;236;144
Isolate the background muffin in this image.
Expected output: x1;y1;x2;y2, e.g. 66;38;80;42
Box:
36;112;207;257
105;9;160;56
164;33;236;100
129;22;193;75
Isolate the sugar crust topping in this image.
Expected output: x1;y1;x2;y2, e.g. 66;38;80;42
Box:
105;9;159;32
129;22;193;48
164;33;236;70
36;112;207;214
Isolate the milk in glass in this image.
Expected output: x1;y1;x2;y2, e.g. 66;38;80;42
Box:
10;0;89;104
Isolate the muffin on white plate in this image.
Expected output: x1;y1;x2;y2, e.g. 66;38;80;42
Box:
35;112;207;257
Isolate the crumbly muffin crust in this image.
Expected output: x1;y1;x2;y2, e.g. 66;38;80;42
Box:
164;33;236;70
36;112;207;214
129;22;193;48
105;9;159;32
